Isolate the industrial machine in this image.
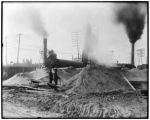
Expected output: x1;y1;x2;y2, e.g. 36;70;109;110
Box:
43;38;148;94
43;38;88;69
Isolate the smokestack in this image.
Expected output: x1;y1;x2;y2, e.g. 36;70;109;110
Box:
131;43;135;65
115;3;147;66
43;37;47;65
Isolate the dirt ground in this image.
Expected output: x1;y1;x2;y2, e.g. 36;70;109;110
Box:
2;67;148;118
3;102;62;118
2;87;147;118
2;89;64;118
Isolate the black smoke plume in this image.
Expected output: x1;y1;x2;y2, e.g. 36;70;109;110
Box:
27;8;48;37
115;3;147;65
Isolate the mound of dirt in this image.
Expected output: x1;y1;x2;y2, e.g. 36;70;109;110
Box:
3;74;31;86
58;68;81;80
3;69;49;87
63;66;133;94
21;69;48;80
2;66;147;118
124;68;147;82
3;67;82;88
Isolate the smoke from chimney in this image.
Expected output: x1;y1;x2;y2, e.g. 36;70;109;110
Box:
27;8;48;37
115;3;147;65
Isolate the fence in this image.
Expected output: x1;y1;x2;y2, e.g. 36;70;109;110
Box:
3;65;36;80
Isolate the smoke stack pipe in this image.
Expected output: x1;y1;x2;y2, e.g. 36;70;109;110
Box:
43;38;47;65
131;43;135;66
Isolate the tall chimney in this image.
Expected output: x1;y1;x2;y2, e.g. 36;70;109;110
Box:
131;43;135;66
43;37;47;65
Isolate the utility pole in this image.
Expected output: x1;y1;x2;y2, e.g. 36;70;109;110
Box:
5;36;7;65
72;32;80;61
17;33;22;64
136;48;145;65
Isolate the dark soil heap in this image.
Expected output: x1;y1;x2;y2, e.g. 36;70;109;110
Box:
3;66;147;118
64;65;133;94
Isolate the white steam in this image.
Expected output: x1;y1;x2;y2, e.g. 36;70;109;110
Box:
84;23;115;66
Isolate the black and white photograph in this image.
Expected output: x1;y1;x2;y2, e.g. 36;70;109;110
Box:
2;1;148;118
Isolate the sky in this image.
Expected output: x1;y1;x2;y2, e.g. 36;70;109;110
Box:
2;2;148;65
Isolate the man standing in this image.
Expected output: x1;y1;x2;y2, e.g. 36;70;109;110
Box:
49;69;53;84
53;69;59;85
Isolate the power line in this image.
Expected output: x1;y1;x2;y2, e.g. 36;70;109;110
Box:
7;45;39;52
7;43;42;50
5;35;43;49
7;42;42;49
7;45;73;56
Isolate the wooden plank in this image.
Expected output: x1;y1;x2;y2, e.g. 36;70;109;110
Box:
121;73;136;91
